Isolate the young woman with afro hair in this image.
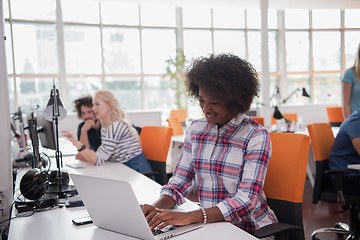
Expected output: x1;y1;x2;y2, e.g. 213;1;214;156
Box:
141;53;277;234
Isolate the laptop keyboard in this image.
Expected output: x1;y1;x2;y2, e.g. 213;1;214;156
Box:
151;225;176;236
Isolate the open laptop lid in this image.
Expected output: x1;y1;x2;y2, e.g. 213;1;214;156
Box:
70;173;155;240
70;174;203;240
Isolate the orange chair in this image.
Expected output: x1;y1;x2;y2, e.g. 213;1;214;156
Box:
326;106;344;127
306;123;335;203
167;117;184;136
140;126;173;185
170;109;187;124
253;132;310;240
271;113;298;125
251;116;264;127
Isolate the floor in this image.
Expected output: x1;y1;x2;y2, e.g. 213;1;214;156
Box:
302;177;350;240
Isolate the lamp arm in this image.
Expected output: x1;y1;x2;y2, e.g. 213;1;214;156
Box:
281;88;300;104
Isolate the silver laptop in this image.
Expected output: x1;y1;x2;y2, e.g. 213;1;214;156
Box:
70;173;203;240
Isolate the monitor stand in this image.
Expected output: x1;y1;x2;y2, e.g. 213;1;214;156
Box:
46;184;77;199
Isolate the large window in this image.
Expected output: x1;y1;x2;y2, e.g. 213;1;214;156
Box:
102;28;141;74
4;1;360;116
64;25;102;74
283;9;360;105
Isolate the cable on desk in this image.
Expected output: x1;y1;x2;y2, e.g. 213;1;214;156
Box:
0;202;63;226
0;192;62;226
40;152;51;171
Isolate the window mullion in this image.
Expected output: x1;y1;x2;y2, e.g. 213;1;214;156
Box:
56;0;67;103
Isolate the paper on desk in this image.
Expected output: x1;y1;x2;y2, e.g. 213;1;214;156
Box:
348;164;360;170
66;161;93;169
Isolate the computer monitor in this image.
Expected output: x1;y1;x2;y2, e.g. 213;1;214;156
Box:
36;111;57;151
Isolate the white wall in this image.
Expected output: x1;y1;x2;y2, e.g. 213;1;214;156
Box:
0;0;13;223
272;104;330;124
254;104;332;128
58;110;163;137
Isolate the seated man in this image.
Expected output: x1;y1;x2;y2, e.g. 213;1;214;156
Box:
74;96;101;151
329;108;360;196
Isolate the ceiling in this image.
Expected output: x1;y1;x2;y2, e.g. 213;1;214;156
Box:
97;0;360;9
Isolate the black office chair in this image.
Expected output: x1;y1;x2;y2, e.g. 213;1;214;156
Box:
308;123;360;240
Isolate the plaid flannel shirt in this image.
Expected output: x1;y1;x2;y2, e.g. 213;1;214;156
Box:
161;113;277;233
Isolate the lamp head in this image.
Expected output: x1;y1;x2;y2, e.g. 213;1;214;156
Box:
43;88;67;121
273;106;284;120
302;87;311;98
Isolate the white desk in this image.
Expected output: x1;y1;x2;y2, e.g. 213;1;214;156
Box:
9;162;258;240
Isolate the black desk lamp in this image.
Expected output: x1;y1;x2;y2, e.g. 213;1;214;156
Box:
281;87;310;104
272;87;310;132
272;87;311;120
273;106;284;120
42;81;76;198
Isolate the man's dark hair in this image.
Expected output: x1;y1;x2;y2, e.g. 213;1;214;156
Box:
185;53;259;116
74;95;93;119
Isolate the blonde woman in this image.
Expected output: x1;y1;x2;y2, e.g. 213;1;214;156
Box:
342;43;360;118
62;90;152;173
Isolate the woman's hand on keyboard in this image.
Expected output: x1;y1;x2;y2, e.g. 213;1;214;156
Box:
148;208;199;230
140;204;158;223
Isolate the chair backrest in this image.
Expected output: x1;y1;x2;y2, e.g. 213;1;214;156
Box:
169;109;187;123
326;106;344;127
140;126;173;185
167;117;184;136
264;132;310;240
250;116;264;127
307;123;337;204
271;113;298;125
307;123;334;162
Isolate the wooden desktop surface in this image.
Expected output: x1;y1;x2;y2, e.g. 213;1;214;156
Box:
9;161;258;240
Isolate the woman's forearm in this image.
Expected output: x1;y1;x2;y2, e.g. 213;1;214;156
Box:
76;149;97;164
153;194;177;209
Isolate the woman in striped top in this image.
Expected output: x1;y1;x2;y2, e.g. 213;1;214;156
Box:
62;90;152;173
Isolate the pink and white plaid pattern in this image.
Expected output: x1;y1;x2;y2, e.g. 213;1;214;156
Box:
161;113;277;233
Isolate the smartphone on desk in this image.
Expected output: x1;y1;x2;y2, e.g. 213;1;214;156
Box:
72;216;93;226
65;195;84;208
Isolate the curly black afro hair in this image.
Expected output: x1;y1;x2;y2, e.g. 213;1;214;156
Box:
74;95;93;119
185;53;259;117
